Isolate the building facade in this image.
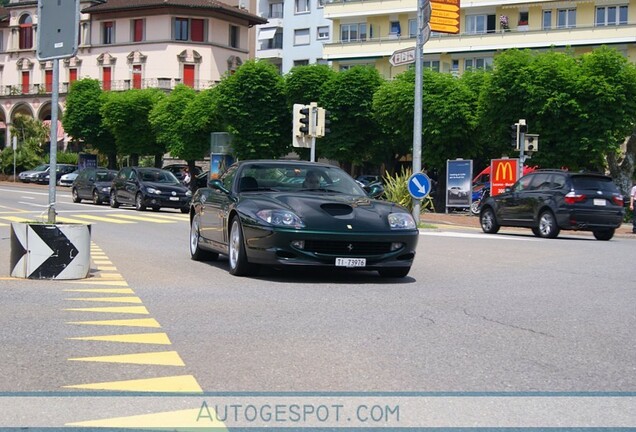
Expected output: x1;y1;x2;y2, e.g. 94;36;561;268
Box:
322;0;636;78
0;0;266;149
255;0;332;73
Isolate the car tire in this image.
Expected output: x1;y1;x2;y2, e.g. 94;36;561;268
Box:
135;193;146;211
537;210;560;238
180;207;189;214
378;267;411;278
109;191;120;208
593;229;614;241
92;190;101;205
152;206;161;212
72;188;81;203
531;227;542;237
480;207;500;234
190;213;219;261
470;200;480;216
228;216;259;276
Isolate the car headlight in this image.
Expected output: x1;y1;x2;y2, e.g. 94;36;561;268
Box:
186;190;192;197
388;212;416;230
146;187;161;195
256;209;305;228
101;187;110;192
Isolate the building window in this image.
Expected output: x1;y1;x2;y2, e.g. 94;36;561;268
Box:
409;19;417;38
102;67;111;91
102;21;114;44
132;19;144;42
294;60;309;67
390;21;401;36
19;14;33;49
557;9;576;28
269;3;283;18
295;0;309;14
175;18;189;41
464;57;493;71
542;10;552;29
340;23;367;42
317;26;329;40
191;19;205;42
518;11;529;25
294;28;310;45
466;15;496;34
596;6;628;26
229;25;240;48
423;60;440;72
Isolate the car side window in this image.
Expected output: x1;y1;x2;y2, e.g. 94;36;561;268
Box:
552;174;566;190
221;166;237;191
513;175;533;192
528;173;551;191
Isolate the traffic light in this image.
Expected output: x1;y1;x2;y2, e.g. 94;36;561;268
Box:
509;123;519;148
524;134;539;152
519;119;528;134
293;104;310;137
315;108;331;138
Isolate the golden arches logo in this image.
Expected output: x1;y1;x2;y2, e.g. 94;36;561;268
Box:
494;161;514;182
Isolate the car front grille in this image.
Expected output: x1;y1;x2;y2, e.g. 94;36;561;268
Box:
304;240;392;256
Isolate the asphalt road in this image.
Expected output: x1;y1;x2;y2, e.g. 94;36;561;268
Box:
0;181;634;428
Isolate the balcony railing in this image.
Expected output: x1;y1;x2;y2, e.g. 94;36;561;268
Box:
0;78;219;97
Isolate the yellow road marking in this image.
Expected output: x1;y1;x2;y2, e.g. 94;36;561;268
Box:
68;332;172;345
66;408;225;429
63;280;129;286
67;318;161;327
55;216;93;224
63;375;203;392
64;288;135;294
139;213;189;221
1;216;36;223
65;305;149;314
94;265;117;271
67;296;143;304
72;214;134;224
107;214;176;223
69;351;185;366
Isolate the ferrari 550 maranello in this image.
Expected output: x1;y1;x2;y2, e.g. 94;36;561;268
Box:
189;160;419;278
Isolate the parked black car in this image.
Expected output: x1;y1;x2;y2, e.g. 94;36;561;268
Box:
71;168;118;205
109;167;192;212
479;169;625;240
39;164;77;185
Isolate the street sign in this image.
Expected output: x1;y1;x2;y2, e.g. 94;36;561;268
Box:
408;172;432;200
36;0;80;61
389;47;416;67
490;158;519;196
430;0;460;34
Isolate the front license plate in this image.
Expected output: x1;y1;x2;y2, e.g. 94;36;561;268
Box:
336;257;366;267
169;197;179;201
593;198;606;206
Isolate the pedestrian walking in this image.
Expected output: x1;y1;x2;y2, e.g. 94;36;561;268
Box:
630;180;636;234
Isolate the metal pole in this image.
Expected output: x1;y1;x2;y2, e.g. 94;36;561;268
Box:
412;0;425;221
13;136;17;182
47;59;59;224
310;103;317;162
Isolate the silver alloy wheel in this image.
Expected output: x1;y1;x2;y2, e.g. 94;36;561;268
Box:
539;212;555;237
72;188;80;203
481;210;494;231
229;219;241;271
190;214;200;256
92;190;99;204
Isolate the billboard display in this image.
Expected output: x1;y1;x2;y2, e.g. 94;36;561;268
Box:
490;158;519;196
446;159;472;209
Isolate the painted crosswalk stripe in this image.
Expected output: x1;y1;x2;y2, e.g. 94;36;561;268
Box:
68;332;172;345
140;213;189;221
65;305;149;314
54;216;94;224
67;296;143;304
66;408;225;429
67;318;161;327
107;214;176;223
64;288;135;294
71;214;135;224
69;351;185;366
63;375;203;392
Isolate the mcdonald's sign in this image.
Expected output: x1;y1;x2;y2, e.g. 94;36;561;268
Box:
490;158;519;196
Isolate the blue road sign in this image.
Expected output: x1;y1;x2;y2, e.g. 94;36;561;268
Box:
408;172;431;199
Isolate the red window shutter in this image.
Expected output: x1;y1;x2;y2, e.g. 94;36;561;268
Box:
134;19;143;42
102;67;111;91
22;71;30;94
133;65;142;89
183;65;195;88
45;70;53;93
69;68;78;83
191;19;204;42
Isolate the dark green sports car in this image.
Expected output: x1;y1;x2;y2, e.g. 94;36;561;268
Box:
189;160;419;278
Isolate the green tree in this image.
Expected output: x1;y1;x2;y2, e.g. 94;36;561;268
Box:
320;66;384;170
62;79;117;168
215;60;289;160
284;64;336;107
101;89;165;166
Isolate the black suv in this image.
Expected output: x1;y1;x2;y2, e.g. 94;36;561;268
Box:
479;170;624;240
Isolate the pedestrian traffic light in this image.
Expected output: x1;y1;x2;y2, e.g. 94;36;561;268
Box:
293;104;310;137
315;108;331;138
519;119;528;134
509;123;519;148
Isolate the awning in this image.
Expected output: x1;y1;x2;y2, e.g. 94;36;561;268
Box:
258;27;277;40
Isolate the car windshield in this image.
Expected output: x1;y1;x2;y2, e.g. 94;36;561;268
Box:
238;163;367;196
96;171;116;182
139;169;180;184
33;164;49;171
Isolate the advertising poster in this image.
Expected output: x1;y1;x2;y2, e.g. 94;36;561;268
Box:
446;159;472;209
78;153;97;170
490;158;519;196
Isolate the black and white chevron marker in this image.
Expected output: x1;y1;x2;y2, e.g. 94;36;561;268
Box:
10;223;91;280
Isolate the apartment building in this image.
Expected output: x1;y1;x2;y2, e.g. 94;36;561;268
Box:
322;0;636;78
255;0;332;73
0;0;266;149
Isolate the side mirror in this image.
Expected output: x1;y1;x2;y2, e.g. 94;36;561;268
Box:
365;183;384;199
209;179;230;194
504;187;511;193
